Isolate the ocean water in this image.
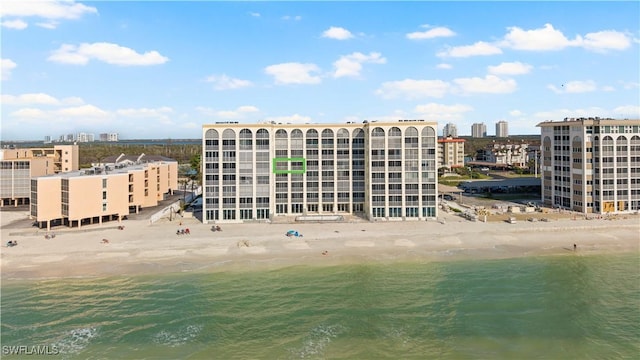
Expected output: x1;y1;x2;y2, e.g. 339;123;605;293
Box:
1;254;639;359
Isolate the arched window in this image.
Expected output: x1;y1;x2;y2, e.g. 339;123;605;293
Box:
321;129;334;147
239;129;252;138
222;129;235;138
306;129;318;138
255;129;269;149
405;127;418;137
239;129;252;149
205;129;219;139
388;127;402;137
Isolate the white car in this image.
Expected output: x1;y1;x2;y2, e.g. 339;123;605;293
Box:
480;167;490;171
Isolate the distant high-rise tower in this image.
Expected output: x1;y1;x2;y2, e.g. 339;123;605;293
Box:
443;123;457;138
496;120;509;137
471;123;486;138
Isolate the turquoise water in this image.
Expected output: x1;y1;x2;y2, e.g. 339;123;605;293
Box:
1;254;639;359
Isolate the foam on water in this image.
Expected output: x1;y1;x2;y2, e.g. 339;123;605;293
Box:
290;324;345;359
51;326;99;356
151;324;202;347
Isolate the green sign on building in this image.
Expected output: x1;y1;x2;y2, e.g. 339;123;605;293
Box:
272;157;306;174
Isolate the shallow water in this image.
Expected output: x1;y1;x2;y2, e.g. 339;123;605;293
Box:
1;253;639;359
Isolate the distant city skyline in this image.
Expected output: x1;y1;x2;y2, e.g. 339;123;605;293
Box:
1;1;639;141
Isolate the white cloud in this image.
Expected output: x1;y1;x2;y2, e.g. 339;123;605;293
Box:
116;107;173;118
547;80;597;94
509;110;525;117
436;63;452;70
406;25;456;40
48;42;169;66
2;93;85;108
237;105;259;113
9;104;109;121
612;105;640;117
413;103;473;120
499;24;632;53
1;19;27;29
0;0;97;29
580;30;632;52
332;52;386;78
9;108;48;119
1;58;17;80
488;61;532;75
281;15;301;21
249;12;260;17
376;79;450;99
53;104;109;118
619;81;639;90
501;23;578;51
2;93;60;105
264;114;311;124
322;26;353;40
204;74;253;90
36;21;58;29
196;105;259;119
264;62;321;85
453;75;517;94
437;41;502;58
533;107;608;121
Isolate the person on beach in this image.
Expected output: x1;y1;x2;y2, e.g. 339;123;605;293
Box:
573;244;577;251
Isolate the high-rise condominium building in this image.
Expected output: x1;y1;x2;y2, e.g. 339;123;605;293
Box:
99;133;119;142
443;123;457;138
496;120;509;138
538;117;640;214
471;123;486;138
202;120;439;223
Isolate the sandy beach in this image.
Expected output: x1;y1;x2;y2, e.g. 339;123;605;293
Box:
1;209;639;280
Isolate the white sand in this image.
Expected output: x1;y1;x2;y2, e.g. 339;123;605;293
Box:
1;209;639;280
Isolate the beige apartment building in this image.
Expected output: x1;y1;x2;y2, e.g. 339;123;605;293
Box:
0;145;79;206
538;117;640;214
437;136;465;169
31;160;178;230
202;120;439;223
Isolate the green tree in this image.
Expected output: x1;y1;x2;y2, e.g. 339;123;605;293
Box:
189;153;201;185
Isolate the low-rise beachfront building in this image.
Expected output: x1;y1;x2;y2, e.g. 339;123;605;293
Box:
201;120;439;223
538;117;640;214
0;145;79;206
31;160;178;230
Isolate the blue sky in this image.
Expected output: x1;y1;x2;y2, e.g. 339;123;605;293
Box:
1;1;639;140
